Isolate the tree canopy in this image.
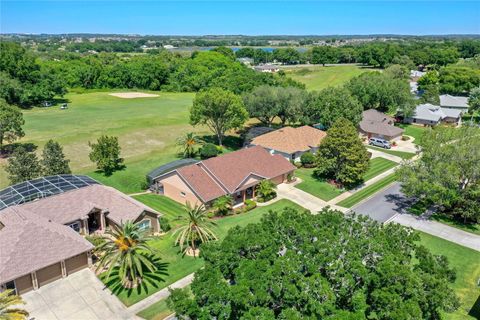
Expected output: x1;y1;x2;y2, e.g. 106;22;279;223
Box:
0;99;24;153
168;208;459;319
190;88;248;145
41;140;71;175
397;126;480;224
304;87;363;129
88;135;124;175
315;118;370;187
5;147;42;185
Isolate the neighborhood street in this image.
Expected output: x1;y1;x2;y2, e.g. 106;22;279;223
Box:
351;182;412;222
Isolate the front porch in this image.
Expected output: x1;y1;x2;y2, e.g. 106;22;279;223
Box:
81;210;107;235
232;186;256;208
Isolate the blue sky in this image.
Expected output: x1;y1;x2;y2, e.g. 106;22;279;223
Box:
1;1;479;35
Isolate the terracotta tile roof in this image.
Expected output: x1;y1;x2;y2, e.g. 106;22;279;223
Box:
177;164;226;203
0;207;94;283
17;184;159;225
250;126;326;154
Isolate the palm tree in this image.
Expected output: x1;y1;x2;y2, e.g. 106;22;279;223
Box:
176;132;201;158
212;195;233;216
96;221;157;288
256;180;277;202
173;203;217;257
0;289;29;320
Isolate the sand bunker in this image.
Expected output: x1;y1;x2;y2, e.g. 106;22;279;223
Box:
109;92;159;99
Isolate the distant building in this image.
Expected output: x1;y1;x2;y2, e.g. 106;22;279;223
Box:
440;94;469;112
237;57;254;66
254;64;280;73
359;109;404;141
404;104;463;126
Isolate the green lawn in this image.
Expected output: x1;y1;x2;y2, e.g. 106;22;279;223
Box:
138;298;172;320
397;123;428;146
0;91;199;192
295;157;397;202
418;232;480;319
431;214;480;236
284;65;373;91
104;197;305;306
366;146;416;160
337;173;397;208
363;157;398;181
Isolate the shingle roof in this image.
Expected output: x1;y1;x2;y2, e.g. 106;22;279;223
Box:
0;207;94;283
15;184;160;225
250;126;327;154
359;109;404;137
411;104;462;122
440;95;469;109
201;146;296;193
177;164;226;203
161;146;296;202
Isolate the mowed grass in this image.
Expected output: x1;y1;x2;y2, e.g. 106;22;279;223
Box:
366;146;416;160
337;173;397;208
284;65;373;91
295;157;397;202
0;91;200;192
418;232;480;319
106;196;305;306
397;123;429;145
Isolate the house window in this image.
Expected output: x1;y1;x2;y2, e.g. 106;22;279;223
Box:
180;191;186;197
4;281;16;295
68;221;81;233
138;219;151;231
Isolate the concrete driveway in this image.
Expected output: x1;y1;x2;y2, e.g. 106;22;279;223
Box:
22;269;139;320
351;182;413;222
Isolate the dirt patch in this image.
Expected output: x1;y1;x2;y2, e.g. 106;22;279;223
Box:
109;92;159;99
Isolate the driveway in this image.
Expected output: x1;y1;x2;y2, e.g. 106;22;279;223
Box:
351;182;413;222
22;269;139;320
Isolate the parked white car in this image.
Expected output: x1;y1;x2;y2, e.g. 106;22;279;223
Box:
369;137;391;149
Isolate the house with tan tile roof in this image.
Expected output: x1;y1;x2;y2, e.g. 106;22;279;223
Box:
249;125;327;162
0;180;161;295
150;146;296;206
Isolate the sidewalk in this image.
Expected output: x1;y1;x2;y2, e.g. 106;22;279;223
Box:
127;273;194;315
328;167;397;205
391;214;480;252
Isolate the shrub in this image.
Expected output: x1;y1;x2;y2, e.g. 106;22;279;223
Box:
287;172;295;182
300;152;316;168
256;180;277;202
402;135;410;141
207;211;215;219
244;199;257;211
200;143;219;159
159;216;171;232
85;235;106;248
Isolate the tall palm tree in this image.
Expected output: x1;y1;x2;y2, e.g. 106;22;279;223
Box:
173;203;218;257
176;132;201;158
0;289;29;320
96;221;157;288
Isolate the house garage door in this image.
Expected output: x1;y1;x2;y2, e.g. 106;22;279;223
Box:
15;274;34;294
36;263;62;288
65;253;88;275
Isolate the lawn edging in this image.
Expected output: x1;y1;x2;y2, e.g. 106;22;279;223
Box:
337;173;397;208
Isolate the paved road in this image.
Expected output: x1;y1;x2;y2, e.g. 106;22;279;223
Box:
351;182;414;222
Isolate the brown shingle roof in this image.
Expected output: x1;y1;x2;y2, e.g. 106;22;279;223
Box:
18;184;159;225
359;109;404;138
0;207;94;283
177;165;226;203
250;126;326;154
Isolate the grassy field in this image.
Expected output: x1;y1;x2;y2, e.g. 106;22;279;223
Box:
295;157;397;202
0;91;200;192
418;232;480;319
137;286;193;320
105;196;305;306
337;173;397;208
284;65;373;91
366;146;416;160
